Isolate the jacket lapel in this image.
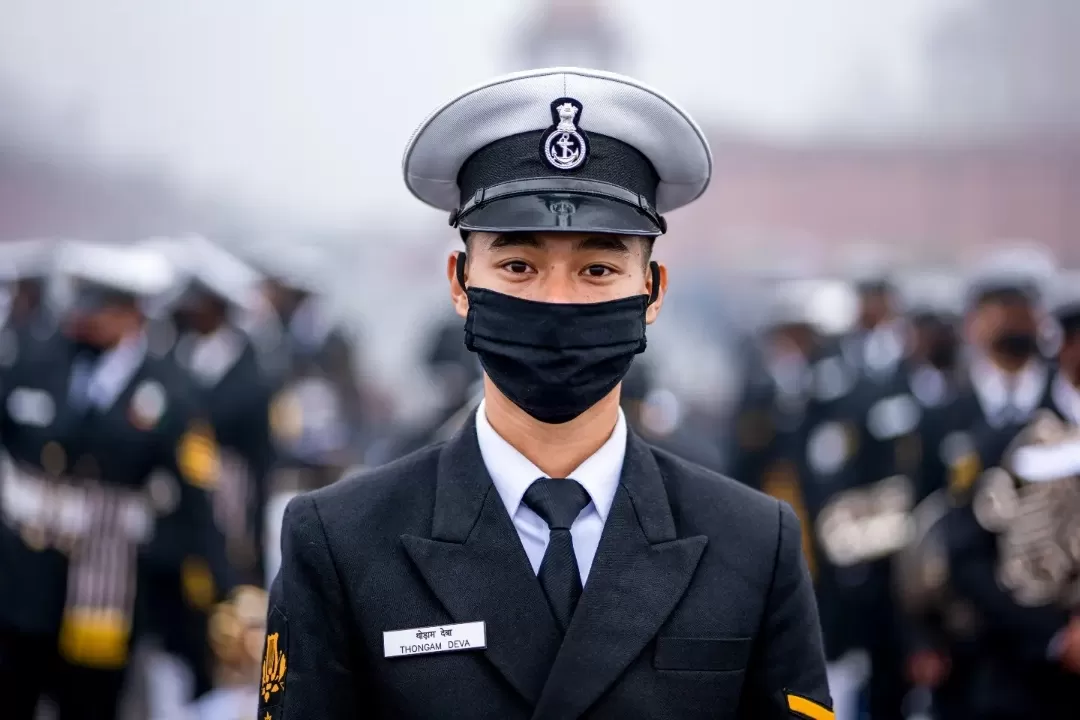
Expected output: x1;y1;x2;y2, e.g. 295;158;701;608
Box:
532;431;708;720
401;414;561;706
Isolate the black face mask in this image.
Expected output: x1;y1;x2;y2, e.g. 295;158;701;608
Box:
991;331;1039;362
458;253;657;425
927;342;958;370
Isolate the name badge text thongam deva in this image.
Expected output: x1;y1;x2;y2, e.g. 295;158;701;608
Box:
383;621;487;659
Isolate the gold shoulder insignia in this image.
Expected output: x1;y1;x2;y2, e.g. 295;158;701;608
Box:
786;691;835;720
261;630;287;704
178;422;220;489
949;451;981;497
181;556;216;611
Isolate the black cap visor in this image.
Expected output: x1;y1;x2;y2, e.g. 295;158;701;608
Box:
457;192;663;237
69;286;137;314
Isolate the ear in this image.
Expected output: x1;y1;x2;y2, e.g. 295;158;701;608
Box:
447;251;469;319
645;262;668;325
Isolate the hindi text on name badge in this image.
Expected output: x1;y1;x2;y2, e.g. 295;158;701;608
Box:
383;621;487;659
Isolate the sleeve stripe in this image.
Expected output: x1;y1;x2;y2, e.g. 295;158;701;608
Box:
786;692;835;720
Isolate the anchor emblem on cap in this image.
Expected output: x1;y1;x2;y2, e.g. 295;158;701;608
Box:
542;98;588;171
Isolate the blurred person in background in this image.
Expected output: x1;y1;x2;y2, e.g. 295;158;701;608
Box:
897;256;1057;720
842;273;907;383
367;314;483;465
0;242;236;720
137;236;274;720
727;278;873;720
261;68;831;720
619;359;723;471
920;271;1080;720
0;238;58;343
254;245;370;583
919;257;1053;507
819;275;961;720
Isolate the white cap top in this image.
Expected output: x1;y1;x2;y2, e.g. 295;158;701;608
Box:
403;67;712;219
56;241;176;297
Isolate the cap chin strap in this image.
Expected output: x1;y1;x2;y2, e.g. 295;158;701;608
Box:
455;252;660;306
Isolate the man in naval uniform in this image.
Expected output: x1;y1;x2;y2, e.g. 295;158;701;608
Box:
0;238;57;339
258;68;832;720
920;260;1054;505
909;261;1061;719
840;274;907;384
0;242;234;719
928;289;1080;719
139;235;275;718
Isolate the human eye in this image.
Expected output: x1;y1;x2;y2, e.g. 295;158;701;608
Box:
499;260;534;275
583;264;617;278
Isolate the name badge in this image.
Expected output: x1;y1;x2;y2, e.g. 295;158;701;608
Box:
383;621;487;659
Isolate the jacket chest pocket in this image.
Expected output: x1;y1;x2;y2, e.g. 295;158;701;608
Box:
653;636;752;672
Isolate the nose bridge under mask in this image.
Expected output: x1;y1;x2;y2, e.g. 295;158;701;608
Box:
455;251;655;425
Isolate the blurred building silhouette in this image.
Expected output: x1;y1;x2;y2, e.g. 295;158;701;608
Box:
927;0;1080;135
666;132;1080;270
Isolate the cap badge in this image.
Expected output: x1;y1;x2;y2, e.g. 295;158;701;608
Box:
542;98;588;171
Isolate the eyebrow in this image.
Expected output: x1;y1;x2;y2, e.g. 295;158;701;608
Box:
487;233;541;250
487;233;631;255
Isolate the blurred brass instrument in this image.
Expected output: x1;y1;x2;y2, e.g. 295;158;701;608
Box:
816;474;916;567
973;411;1080;609
209;584;269;687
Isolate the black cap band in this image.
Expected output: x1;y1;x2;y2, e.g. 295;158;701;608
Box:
453;130;665;236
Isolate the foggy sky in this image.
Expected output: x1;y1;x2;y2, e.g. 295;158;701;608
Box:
0;0;964;228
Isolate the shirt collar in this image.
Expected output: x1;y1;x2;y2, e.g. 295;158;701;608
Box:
474;398;627;523
970;356;1048;422
1052;372;1080;426
184;325;245;387
84;332;148;410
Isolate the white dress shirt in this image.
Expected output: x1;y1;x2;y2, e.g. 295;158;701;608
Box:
69;332;148;411
474;399;626;586
969;357;1048;427
1051;372;1080;426
181;326;245;387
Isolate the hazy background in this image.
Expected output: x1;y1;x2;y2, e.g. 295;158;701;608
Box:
1;0;1077;418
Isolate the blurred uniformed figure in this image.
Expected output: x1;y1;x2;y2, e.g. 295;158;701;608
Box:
724;280;822;494
0;238;58;342
369;315;483;464
620;360;723;471
820;278;947;720
897;257;1062;719
841;274;907;383
255;246;368;583
138;236;275;719
261;68;831;720
724;279;866;718
919;279;1080;720
919;256;1054;507
899;270;964;413
0;242;234;719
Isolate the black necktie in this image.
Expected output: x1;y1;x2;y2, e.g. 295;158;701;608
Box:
523;477;591;632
